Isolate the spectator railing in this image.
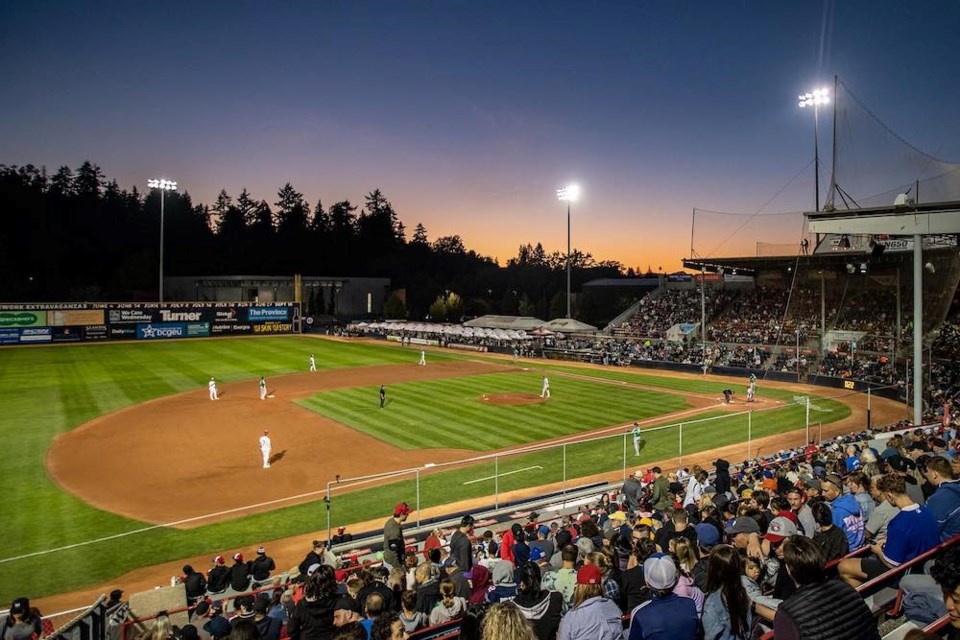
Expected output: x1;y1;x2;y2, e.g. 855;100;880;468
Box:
406;618;462;640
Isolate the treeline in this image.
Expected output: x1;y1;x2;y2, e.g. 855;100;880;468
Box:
0;162;636;323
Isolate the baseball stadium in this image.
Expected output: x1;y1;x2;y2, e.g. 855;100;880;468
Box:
4;18;960;640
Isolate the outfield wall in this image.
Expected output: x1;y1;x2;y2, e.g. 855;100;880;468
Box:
0;302;300;346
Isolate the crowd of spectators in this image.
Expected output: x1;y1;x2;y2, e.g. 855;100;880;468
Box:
616;289;731;339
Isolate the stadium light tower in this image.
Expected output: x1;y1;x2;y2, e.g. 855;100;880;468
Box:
557;184;580;319
148;178;178;302
798;87;829;212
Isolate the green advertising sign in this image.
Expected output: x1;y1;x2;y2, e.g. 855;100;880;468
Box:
0;311;46;327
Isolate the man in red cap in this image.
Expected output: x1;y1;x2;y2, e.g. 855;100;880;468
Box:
229;552;251;592
207;555;230;595
557;564;623;639
383;502;411;570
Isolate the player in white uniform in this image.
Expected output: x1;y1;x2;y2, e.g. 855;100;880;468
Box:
259;430;272;468
259;376;267;400
746;373;756;402
309;355;317;372
418;350;426;366
632;422;642;456
208;377;219;401
540;376;550;398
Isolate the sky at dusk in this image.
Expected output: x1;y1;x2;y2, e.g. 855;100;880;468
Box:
2;1;959;271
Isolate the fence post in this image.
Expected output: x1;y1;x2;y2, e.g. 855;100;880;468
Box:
679;423;683;466
622;432;627;482
748;410;752;459
563;444;567;506
325;482;332;543
416;468;421;529
805;397;811;444
495;455;499;511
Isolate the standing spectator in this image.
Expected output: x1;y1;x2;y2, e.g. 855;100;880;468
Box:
683;467;708;509
773;536;879;640
556;565;624;640
383;503;411;571
922;457;960;541
626;555;700;640
702;545;752;640
715;460;732;499
839;473;940;588
821;474;865;550
467;564;492;605
650;467;671;511
449;515;475;573
623;471;644;511
513;562;563;640
181;566;207;604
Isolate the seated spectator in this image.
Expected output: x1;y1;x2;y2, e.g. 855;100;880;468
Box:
207;556;230;594
922;456;960;540
786;488;816;539
626;555;700;640
513;562;563;640
741;555;781;619
486;560;518;604
654;509;697;551
668;538;704;614
846;472;875;522
556;565;624;640
773;536;879;640
288;566;359;640
865;474;900;541
930;547;960;639
811;501;849;562
428;579;466;626
250;546;276;585
839;473;940;588
229;553;251;592
543;544;578;606
369;611;404;640
2;598;42;640
414;563;442;614
482;601;536;640
702;544;752;640
821;474;865;551
397;590;425;635
252;597;282;640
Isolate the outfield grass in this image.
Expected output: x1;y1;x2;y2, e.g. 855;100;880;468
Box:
0;337;851;601
297;372;690;450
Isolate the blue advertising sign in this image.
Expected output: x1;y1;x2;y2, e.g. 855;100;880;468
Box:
136;323;187;340
247;306;291;322
187;322;211;337
19;327;53;343
0;328;20;344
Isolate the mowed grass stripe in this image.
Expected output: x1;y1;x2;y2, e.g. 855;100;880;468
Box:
297;372;690;451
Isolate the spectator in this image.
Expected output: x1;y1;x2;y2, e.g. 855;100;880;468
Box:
182;566;207;603
229;553;252;593
251;547;276;585
821;474;865;550
230;596;256;626
650;467;671;511
556;565;624;640
786;488;816;539
512;562;563;640
930;547;960;638
383;503;411;571
227;620;258;640
1;598;42;640
288;565;358;640
702;544;752;640
544;544;578;607
653;509;696;551
486;560;518;604
846;472;875;522
865;474;900;542
429;580;467;626
467;565;492;606
421;528;445;563
369;611;405;640
208;556;230;594
359;567;395;614
202;601;232;640
773;536;879;640
481;602;536;640
397;591;425;635
811;501;849;562
667;539;704;614
413;563;441;615
889;456;927;506
253;597;283;640
529;525;555;561
620;537;658;612
626;555;700;640
922;456;960;541
623;470;644;511
299;541;336;579
715;459;732;498
839;473;940;588
450;515;475;573
361;593;385;638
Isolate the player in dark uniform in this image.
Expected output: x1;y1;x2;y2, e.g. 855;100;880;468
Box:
379;385;386;409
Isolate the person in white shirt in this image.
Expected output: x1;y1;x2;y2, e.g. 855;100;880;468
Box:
309;354;317;372
541;377;551;398
259;430;272;469
418;350;426;366
259;376;267;400
208;377;219;401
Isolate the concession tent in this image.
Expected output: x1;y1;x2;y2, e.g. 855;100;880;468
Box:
539;318;598;333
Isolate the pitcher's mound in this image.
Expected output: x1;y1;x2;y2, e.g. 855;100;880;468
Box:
482;393;545;406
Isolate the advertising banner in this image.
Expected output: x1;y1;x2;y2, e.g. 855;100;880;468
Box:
211;323;253;335
186;322;211;337
19;327;52;343
84;325;109;340
109;308;160;324
52;326;83;342
136;323;187;340
252;322;292;334
49;310;106;326
0;328;20;344
0;310;46;327
247;306;291;322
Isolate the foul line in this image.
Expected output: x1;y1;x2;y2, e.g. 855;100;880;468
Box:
463;466;543;485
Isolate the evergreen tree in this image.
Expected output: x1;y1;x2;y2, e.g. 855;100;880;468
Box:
412;223;429;245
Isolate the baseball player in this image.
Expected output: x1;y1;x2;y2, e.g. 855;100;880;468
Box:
632;422;642;456
418;350;426;366
309;354;317;372
747;373;757;402
379;385;386;409
259;430;271;469
540;376;550;398
259;376;267;400
208;377;219;401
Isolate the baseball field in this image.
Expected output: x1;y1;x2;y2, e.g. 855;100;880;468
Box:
1;334;898;606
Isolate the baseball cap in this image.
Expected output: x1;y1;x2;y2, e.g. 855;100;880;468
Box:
888;455;915;472
576;564;603;585
529;547;545;562
802;477;822;491
725;517;761;536
703;485;718;495
10;598;29;615
233;553;243;563
179;625;199;640
213;555;225;565
394;502;411;516
638;517;655;528
306;563;321;576
609;510;627;521
643;555;679;590
764;516;799;542
337;527;346;534
538;525;550;537
694;523;720;548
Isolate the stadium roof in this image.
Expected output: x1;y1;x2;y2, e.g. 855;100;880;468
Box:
463;315;545;330
583;277;659;288
540;318;598;333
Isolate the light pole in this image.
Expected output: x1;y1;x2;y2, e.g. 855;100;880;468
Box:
557;184;580;319
148;178;177;302
796;329;801;382
798;87;829;212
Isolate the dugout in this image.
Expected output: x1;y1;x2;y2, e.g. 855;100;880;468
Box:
164;275;391;319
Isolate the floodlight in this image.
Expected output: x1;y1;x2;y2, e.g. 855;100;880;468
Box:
556;184;580;202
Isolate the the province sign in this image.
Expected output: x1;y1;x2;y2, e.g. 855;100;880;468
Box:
0;311;46;327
